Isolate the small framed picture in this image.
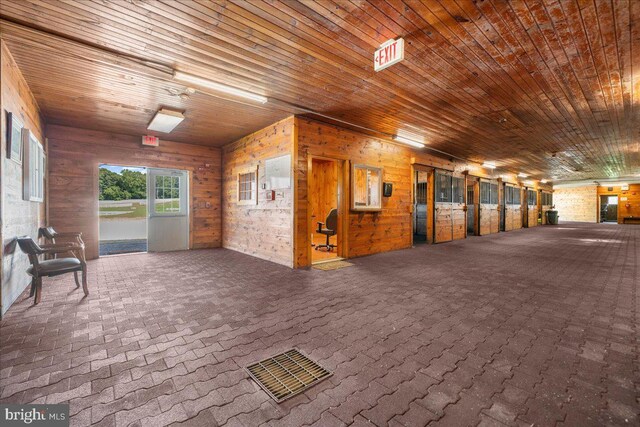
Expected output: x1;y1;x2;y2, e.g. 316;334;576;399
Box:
6;111;23;164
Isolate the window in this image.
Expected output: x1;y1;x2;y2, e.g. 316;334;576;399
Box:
490;183;498;204
452;177;465;204
351;164;382;211
435;172;452;203
505;186;513;205
22;129;45;202
542;192;553;206
528;190;537;206
238;168;258;205
480;182;490;204
512;187;521;205
155;175;181;213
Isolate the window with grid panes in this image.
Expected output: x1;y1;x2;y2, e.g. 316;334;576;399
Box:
238;170;257;204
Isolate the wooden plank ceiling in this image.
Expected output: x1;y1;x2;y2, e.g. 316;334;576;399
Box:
0;0;638;181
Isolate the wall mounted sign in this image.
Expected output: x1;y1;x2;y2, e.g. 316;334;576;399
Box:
374;38;404;72
142;135;160;147
265;154;291;189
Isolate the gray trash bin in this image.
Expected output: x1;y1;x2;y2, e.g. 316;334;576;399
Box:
546;210;559;225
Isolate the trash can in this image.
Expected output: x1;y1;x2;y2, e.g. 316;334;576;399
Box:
546;210;559;225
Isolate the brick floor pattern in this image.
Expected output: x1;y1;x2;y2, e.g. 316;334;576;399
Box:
0;222;638;426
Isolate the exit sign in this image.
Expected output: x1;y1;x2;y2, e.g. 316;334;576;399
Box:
142;135;159;147
374;38;405;72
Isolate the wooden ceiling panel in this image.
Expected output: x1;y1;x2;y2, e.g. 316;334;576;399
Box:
0;0;637;180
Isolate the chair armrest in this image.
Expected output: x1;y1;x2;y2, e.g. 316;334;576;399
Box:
317;221;324;232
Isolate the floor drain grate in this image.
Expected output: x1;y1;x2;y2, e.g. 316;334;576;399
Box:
246;349;332;402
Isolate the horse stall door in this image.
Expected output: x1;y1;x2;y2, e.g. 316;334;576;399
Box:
504;185;514;231
513;187;523;229
452;176;466;240
434;171;453;243
527;189;538;227
466;184;475;235
490;182;500;234
479;181;491;235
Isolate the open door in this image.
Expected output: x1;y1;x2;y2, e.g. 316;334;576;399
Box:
147;168;189;252
413;169;429;243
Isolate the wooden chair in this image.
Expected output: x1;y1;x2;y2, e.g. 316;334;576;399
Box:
16;236;89;305
38;227;84;252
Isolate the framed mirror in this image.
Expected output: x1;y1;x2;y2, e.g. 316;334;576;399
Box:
351;164;383;211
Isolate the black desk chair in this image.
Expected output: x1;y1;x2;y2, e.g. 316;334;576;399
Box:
315;209;338;252
17;236;88;305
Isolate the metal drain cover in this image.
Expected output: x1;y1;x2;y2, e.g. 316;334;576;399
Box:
246;349;332;402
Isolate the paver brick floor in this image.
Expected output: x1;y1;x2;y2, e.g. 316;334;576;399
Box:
1;222;638;426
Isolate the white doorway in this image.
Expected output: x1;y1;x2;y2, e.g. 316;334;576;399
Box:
147;168;189;252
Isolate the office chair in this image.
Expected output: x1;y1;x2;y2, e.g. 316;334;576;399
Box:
315;208;338;252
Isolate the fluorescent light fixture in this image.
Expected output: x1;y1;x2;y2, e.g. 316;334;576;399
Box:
393;135;425;148
482;162;496;169
524;180;535;186
147;108;184;133
540;179;548;184
174;71;268;104
518;172;528;178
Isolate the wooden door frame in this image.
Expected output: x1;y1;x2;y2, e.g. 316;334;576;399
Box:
307;155;348;264
411;164;434;245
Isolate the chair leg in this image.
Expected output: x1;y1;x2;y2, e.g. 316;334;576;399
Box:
81;267;89;296
74;271;81;288
34;278;43;305
29;278;36;297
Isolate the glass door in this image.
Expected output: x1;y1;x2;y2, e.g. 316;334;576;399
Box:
147;168;189;252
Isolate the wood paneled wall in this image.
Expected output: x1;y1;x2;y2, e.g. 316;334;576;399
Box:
0;41;46;315
222;117;295;267
295;117;453;268
597;184;640;223
47;125;222;260
554;185;598;222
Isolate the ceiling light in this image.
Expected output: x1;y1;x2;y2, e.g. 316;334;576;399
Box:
540;179;548;184
518;173;528;178
147;108;184;133
393;135;425;148
482;162;496;169
173;71;268;103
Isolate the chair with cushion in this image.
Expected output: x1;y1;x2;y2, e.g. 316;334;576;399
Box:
17;236;89;304
315;208;338;252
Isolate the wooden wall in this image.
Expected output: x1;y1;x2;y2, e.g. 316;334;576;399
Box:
554;185;598;222
47;125;222;260
0;41;46;316
597;184;640;223
295;117;453;267
222;117;295;267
